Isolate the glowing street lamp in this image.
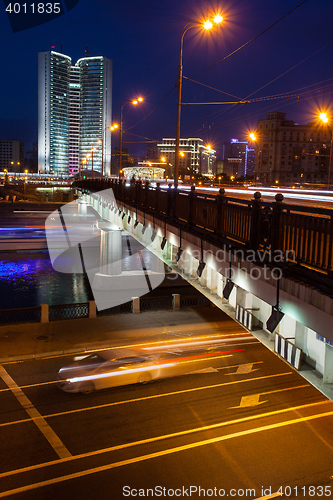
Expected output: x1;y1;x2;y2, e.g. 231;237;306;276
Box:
319;111;333;186
119;97;144;176
248;132;258;183
174;14;223;186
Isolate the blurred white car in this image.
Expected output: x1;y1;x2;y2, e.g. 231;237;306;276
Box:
57;349;177;393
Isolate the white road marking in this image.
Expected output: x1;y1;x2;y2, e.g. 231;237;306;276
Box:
230;384;310;409
0;365;71;459
225;362;259;375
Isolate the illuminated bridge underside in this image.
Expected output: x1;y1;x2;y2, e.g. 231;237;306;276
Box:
76;179;333;384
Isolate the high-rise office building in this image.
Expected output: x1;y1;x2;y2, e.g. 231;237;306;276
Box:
38;51;112;176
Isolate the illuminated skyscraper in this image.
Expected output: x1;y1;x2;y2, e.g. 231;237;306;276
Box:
38;51;71;175
38;51;112;176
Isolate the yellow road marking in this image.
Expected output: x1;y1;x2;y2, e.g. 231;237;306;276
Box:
0;371;294;428
0;399;330;480
1;405;333;497
0;365;71;459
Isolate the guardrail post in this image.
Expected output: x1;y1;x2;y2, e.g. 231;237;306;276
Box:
144;181;150;208
216;188;226;235
132;297;140;313
328;214;333;276
89;300;96;319
271;193;284;253
40;304;49;323
250;191;262;250
189;185;195;225
156;182;160;212
167;184;173;216
172;293;180;311
172;185;178;218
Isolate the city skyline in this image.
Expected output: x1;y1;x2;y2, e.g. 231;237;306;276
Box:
1;0;333;160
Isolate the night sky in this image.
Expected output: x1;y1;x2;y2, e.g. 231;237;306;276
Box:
1;0;333;158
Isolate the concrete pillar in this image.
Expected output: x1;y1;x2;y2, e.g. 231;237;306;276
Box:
236;286;246;308
132;297;140;314
98;221;122;275
199;262;208;287
173;293;180;311
279;315;296;339
89;300;96;319
228;284;237;308
77;199;88;223
295;322;306;351
183;251;191;277
191;255;200;279
217;273;224;298
40;304;49;323
170;243;178;264
323;344;333;383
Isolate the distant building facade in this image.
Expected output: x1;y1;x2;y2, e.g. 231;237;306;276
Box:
38;51;112;176
0;139;24;172
157;138;216;177
255;112;332;185
123;160;165;180
222;138;254;178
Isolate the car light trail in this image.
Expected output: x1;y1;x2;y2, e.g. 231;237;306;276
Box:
67;361;178;384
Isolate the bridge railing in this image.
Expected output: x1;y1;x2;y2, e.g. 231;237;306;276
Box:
74;179;333;279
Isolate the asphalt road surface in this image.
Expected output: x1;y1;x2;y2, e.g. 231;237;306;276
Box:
0;324;333;500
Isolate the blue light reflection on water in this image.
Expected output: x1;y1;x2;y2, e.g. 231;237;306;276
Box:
0;250;93;309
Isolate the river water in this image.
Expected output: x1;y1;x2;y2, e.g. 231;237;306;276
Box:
0;250;93;309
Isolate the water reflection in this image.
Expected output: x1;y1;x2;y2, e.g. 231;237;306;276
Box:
0;250;93;309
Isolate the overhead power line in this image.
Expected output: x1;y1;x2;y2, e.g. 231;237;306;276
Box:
191;0;308;79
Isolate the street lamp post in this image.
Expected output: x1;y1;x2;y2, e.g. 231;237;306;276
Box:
319;112;333;187
174;15;222;186
110;123;119;177
249;133;257;184
98;140;104;177
119;98;143;177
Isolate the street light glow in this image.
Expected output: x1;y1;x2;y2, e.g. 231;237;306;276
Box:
249;133;257;141
214;14;223;24
319;112;329;123
203;20;213;30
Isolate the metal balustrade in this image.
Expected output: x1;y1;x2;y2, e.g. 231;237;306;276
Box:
74;179;333;291
0;306;41;325
49;303;89;321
